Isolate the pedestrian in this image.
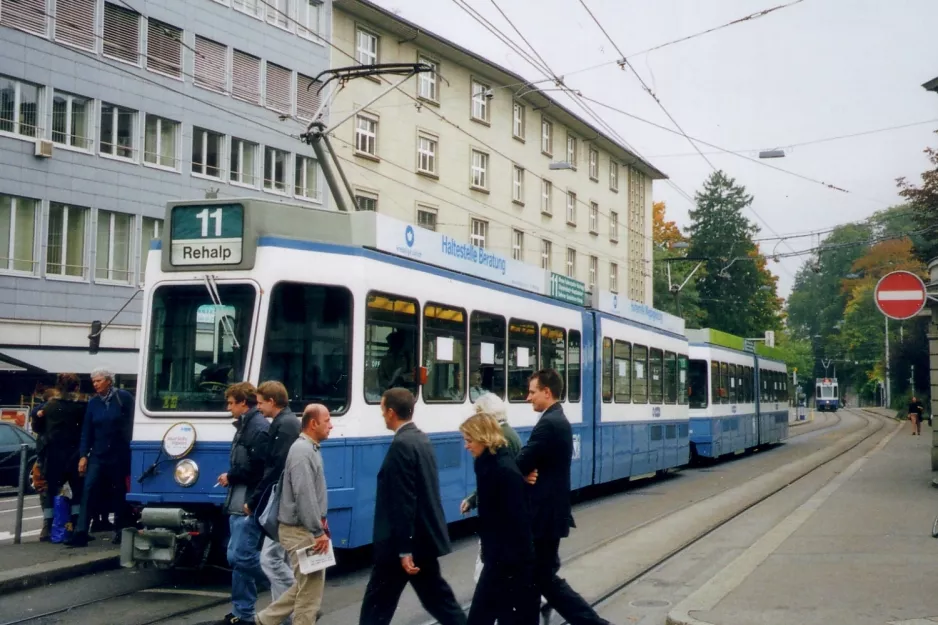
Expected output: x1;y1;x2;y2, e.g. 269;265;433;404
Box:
217;382;270;625
359;388;467;625
33;374;86;542
246;381;301;618
255;404;333;625
460;412;538;625
909;396;925;435
68;367;134;547
30;386;59;540
518;370;613;625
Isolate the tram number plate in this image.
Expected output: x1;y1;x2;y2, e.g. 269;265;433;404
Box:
572;434;581;461
651;406;661;418
171;204;244;266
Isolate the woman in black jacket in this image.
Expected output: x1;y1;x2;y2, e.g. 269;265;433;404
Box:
460;413;538;625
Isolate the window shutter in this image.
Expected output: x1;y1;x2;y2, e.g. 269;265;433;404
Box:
55;0;96;50
232;50;261;103
103;2;139;63
194;36;227;93
0;0;45;35
296;74;323;120
146;19;182;78
265;63;291;113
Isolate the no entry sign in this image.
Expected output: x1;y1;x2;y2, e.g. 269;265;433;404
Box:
874;270;927;320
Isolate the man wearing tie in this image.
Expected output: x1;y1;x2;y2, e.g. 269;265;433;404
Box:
359;388;467;625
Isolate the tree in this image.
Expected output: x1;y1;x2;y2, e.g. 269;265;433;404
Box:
897;130;938;262
651;201;704;324
653;201;682;246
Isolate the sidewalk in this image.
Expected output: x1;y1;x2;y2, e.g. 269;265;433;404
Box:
0;534;120;595
670;414;938;625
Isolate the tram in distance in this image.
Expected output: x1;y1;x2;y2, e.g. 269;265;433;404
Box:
120;198;789;568
815;378;840;412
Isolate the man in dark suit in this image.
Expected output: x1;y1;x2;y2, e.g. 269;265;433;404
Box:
518;369;613;625
359;388;467;625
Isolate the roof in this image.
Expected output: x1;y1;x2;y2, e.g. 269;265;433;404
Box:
924;77;938;92
333;0;668;181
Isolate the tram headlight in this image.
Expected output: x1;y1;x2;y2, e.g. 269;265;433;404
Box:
173;459;199;487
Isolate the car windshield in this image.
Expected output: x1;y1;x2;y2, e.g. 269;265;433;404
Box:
145;283;256;413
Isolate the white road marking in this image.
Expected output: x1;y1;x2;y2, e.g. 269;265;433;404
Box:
0;529;41;541
0;505;41;514
877;290;924;301
141;588;231;598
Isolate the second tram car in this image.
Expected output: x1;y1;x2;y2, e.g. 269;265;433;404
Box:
815;378;840;412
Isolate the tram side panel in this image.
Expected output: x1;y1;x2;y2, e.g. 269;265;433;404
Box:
687;345;758;459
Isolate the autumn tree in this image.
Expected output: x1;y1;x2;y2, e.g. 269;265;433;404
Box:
652;202;703;325
897;130;938;262
653;201;683;246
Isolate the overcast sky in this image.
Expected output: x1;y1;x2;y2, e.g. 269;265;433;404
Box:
367;0;938;297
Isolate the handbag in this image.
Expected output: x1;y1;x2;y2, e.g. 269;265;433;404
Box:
51;495;71;544
255;474;283;542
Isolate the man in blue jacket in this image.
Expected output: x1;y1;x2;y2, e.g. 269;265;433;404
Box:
68;367;134;547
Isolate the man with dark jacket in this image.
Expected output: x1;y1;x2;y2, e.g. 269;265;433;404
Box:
217;383;270;625
359;388;466;625
518;369;612;625
247;381;301;619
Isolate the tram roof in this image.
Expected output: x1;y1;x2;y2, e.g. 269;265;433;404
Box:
686;328;787;363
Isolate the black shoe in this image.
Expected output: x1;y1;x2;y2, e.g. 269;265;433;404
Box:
111;531;122;545
66;531;89;548
218;614;255;625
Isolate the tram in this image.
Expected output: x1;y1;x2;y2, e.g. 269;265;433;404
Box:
815;378;840;412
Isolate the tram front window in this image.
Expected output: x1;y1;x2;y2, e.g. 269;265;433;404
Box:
687;359;709;409
146;284;255;412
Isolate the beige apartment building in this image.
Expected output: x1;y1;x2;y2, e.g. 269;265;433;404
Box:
328;0;665;303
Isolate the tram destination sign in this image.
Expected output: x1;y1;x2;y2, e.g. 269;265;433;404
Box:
547;273;587;306
170;204;244;266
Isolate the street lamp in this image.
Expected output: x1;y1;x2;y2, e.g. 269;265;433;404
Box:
759;149;785;159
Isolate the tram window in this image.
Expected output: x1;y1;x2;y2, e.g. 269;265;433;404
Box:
739;369;745;402
540;325;566;401
507;319;538;402
364;292;419;403
602;338;613;403
613;340;631;403
649;348;663;404
678;354;689;406
470;311;506;401
146;283;255;413
423;303;467;403
710;361;720;405
664;351;677;405
632;344;648;404
743;367;751;403
720;362;729;404
568;330;582;403
688;359;708;409
728;364;737;403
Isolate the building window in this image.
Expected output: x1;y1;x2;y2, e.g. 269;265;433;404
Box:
589;255;597;291
266;0;290;29
0;76;40;138
417;205;437;231
194;36;228;93
297;0;322;39
55;0;96;50
99;103;136;159
589;147;599;181
512;102;525;140
470;218;488;249
512;165;525;204
47;203;87;278
264;147;288;193
230;137;258;186
138;217;162;283
233;0;264;18
355;192;377;212
146;19;183;79
470;79;490;122
512;229;524;261
417;133;437;175
610;211;619;242
0;194;38;273
0;0;45;35
566;191;576;225
144;115;179;169
566;248;576;278
610;262;618;292
52;91;92;150
192;128;223;178
95;210;132;283
296;74;323;121
102;2;139;64
355;114;378;157
356;27;378;65
471;149;489;190
589;202;598;234
418;56;439;102
610;160;619;191
566;133;577;168
232;50;261;103
294;156;319;200
266;63;292;114
541;239;552;270
541;117;553;155
541;179;553;215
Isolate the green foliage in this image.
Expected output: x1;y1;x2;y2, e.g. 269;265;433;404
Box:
897;130;938;262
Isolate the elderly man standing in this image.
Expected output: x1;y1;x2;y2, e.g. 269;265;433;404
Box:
68;367;134;547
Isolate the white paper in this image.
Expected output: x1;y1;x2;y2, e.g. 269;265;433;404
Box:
480;342;496;365
436;336;454;362
617;361;627;377
635;362;645;378
730;378;735;388
679;370;686;383
516;346;529;368
297;541;336;574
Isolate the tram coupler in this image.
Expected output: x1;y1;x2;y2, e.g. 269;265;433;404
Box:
120;508;201;568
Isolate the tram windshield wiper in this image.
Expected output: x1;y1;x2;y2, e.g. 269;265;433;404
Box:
204;274;240;350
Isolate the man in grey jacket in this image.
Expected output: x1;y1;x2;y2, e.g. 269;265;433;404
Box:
255;404;332;625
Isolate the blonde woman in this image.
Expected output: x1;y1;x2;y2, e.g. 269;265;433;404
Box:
460;412;538;625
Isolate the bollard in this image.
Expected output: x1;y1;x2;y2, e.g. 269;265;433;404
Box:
14;443;28;544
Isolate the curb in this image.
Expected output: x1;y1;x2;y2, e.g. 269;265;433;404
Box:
0;551;120;596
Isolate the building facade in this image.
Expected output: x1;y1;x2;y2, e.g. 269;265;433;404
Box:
0;0;331;401
329;0;664;306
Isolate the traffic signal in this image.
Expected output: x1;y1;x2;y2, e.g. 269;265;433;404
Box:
89;320;102;355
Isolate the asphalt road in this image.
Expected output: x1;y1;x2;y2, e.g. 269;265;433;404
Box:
0;493;43;543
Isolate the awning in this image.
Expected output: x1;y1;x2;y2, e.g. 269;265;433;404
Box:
0;348;140;375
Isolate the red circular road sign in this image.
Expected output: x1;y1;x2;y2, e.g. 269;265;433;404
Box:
874;270;927;320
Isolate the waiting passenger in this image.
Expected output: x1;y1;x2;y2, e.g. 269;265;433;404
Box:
377;331;414;391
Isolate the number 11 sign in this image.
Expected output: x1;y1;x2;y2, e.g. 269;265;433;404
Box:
170;203;245;266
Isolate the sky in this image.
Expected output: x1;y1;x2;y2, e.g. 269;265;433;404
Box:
365;0;938;297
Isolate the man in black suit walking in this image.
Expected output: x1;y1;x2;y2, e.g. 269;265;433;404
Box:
359;388;467;625
518;369;613;625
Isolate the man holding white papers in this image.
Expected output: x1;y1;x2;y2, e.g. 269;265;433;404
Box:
255;404;333;625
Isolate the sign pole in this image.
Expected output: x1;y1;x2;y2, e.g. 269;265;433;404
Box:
885;316;891;409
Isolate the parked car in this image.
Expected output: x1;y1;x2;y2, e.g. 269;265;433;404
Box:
0;421;37;491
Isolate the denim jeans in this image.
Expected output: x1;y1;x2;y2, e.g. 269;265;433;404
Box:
228;514;268;620
261;537;295;625
76;460;127;534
